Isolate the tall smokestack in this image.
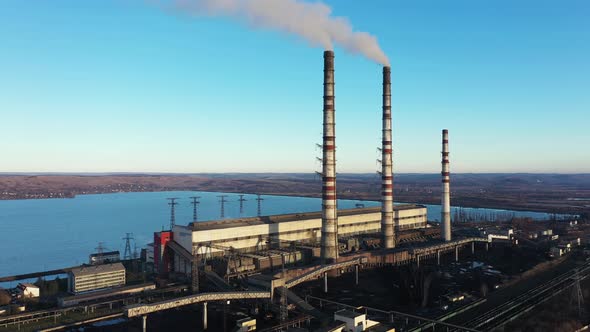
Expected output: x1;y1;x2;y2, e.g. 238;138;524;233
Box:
441;129;451;241
321;50;338;264
381;66;395;249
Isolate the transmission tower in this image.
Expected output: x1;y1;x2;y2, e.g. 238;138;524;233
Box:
572;268;585;318
123;233;134;260
167;197;179;230
95;242;106;254
218;195;228;219
238;195;247;216
190;196;201;222
256;194;264;217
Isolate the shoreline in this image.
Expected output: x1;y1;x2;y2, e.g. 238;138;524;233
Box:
0;189;576;216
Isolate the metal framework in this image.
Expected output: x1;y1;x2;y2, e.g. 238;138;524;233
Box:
125;291;271;317
190;196;201;222
218;195;228;219
123;233;134;260
238;194;247;216
256;194;264;217
285;257;367;288
409;238;487;256
167;197;179;230
191;247;199;293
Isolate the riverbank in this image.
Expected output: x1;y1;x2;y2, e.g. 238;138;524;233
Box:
1;174;589;215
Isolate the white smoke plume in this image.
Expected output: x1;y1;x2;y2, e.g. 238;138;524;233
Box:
168;0;390;65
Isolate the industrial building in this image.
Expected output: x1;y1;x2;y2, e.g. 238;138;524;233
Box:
16;283;39;299
58;283;155;307
134;50;464;331
67;262;126;294
172;205;426;252
89;250;120;265
160;205;426;277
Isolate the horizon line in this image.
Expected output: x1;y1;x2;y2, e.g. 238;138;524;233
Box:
1;172;589;176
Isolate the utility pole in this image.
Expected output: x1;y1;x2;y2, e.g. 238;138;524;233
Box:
123;233;134;260
190;196;201;222
167;198;179;230
218;195;228;219
192;245;199;293
280;253;288;322
256;194;264;217
238;195;247;216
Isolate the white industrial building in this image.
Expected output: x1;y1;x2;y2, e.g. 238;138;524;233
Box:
167;205;427;277
479;228;514;242
68;263;126;294
334;309;395;332
16;283;40;299
173;205;426;254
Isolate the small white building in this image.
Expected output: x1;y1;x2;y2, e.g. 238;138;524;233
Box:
236;317;256;331
334;310;381;332
480;228;513;242
444;293;465;303
16;283;40;298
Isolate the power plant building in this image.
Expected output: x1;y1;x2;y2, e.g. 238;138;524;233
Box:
154;50;454;285
168;205;427;275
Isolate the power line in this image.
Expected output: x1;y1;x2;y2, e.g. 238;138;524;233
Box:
256;194;264;217
190;196;201;222
167;197;179;230
238;195;247;216
572;268;585;318
123;233;134;260
218;195;228;219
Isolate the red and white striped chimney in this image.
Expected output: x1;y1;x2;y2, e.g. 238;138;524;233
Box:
321;50;338;264
441;129;451;241
381;66;395;249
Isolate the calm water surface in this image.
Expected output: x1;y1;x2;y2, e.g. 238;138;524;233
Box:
0;191;559;279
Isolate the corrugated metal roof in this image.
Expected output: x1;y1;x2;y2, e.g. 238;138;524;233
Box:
89;251;120;258
191;204;425;231
70;262;125;277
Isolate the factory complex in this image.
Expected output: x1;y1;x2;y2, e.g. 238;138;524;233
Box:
173;205;427;254
1;50;585;332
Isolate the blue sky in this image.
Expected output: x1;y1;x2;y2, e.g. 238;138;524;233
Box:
0;0;588;173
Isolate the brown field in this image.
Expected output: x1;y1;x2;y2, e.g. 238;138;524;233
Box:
1;173;589;215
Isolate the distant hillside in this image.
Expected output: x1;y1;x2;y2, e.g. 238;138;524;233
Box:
1;173;589;215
